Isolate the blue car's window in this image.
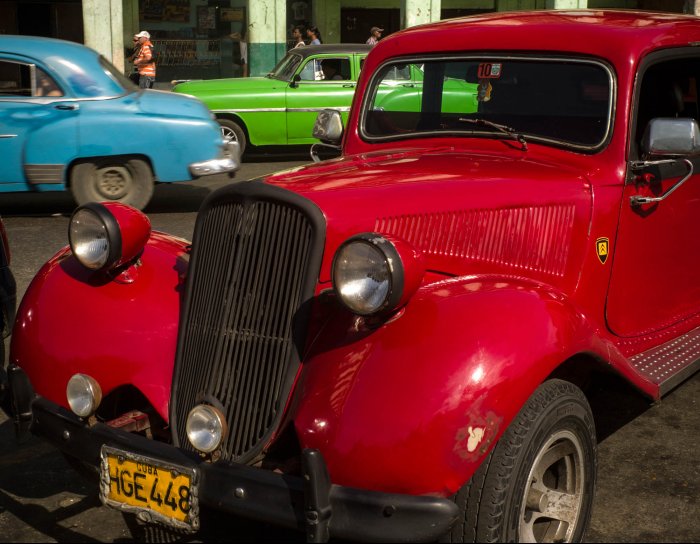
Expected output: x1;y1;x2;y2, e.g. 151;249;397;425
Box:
363;57;613;150
0;60;31;96
36;68;63;97
38;54;126;98
0;57;124;99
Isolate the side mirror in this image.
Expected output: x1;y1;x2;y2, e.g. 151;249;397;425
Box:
312;109;344;145
642;117;700;157
290;74;301;88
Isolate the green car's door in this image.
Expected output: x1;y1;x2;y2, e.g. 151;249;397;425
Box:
286;55;357;143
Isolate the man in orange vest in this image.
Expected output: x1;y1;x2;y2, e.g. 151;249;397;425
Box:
133;30;156;89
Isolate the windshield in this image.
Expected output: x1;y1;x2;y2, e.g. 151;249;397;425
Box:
268;52;303;81
362;57;613;150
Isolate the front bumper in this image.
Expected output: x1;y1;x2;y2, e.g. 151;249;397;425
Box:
189;141;240;177
9;367;458;543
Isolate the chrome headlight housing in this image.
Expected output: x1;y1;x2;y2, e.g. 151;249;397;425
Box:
186;404;228;454
66;373;102;418
69;202;151;273
69;204;120;270
332;233;424;316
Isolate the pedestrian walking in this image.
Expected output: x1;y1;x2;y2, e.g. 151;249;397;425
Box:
133;30;156;89
307;25;322;45
126;34;141;84
292;25;306;48
366;26;384;47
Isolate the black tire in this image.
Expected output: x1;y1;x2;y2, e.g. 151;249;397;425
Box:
444;379;597;543
218;118;247;156
70;157;154;210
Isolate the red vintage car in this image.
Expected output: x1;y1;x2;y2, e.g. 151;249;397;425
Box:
7;10;700;543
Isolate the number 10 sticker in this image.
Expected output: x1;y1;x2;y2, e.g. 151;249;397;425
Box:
478;63;502;79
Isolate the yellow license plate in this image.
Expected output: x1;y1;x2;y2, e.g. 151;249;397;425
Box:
99;446;199;531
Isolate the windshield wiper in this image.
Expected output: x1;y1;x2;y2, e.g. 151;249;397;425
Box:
458;118;528;151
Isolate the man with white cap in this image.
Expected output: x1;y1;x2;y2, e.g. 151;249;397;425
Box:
366;26;384;47
133;30;156;89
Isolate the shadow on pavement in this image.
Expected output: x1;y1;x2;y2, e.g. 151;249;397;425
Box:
0;183;213;218
587;371;652;442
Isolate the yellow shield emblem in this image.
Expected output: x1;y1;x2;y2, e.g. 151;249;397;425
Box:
596;237;609;264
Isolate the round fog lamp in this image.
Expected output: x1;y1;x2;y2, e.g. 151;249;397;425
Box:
186;405;227;453
66;373;102;418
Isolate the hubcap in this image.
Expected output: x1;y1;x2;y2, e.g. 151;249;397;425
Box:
221;126;238;143
95;165;132;200
519;430;585;543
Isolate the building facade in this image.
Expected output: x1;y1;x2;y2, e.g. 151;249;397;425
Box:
0;0;690;82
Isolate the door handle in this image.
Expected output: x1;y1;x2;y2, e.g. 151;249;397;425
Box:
342;84;355;88
54;103;79;111
402;83;416;88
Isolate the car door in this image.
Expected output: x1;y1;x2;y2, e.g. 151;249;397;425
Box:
286;55;356;143
0;57;78;189
607;51;700;336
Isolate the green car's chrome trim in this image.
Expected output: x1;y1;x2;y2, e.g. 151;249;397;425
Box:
214;107;351;114
214;108;286;113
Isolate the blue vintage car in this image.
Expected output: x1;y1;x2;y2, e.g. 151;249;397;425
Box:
0;36;238;210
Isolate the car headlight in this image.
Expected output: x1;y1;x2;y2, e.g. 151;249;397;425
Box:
66;373;102;418
186;404;228;454
332;233;425;316
69;202;151;272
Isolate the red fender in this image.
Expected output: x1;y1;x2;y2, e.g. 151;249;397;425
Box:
292;276;605;497
10;232;188;421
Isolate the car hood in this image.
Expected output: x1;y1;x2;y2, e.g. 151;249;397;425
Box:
135;89;213;120
263;147;594;284
173;76;287;96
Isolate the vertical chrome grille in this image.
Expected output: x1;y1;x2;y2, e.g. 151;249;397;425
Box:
171;183;324;462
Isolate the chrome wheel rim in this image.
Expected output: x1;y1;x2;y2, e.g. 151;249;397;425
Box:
221;125;238;144
95;165;132;199
519;430;585;543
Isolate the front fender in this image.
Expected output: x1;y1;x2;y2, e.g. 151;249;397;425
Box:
293;276;602;496
10;232;188;421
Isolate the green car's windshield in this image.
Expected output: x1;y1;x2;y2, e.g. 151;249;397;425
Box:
362;57;613;150
268;52;303;82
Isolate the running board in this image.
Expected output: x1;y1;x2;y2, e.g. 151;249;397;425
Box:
629;326;700;396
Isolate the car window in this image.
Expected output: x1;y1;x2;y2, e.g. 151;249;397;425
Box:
635;57;700;152
269;52;303;81
319;58;351;81
363;57;613;150
384;65;411;81
0;59;31;96
35;68;64;97
298;59;318;81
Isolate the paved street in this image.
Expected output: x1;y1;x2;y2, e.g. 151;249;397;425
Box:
0;155;698;542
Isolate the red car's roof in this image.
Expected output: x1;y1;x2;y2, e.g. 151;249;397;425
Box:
373;10;700;63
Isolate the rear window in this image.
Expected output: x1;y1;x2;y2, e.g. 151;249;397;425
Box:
361;57;613;151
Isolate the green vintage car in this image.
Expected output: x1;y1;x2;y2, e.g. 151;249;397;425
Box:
172;45;371;155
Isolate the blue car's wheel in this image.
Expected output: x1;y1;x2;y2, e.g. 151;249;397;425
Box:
71;158;154;211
